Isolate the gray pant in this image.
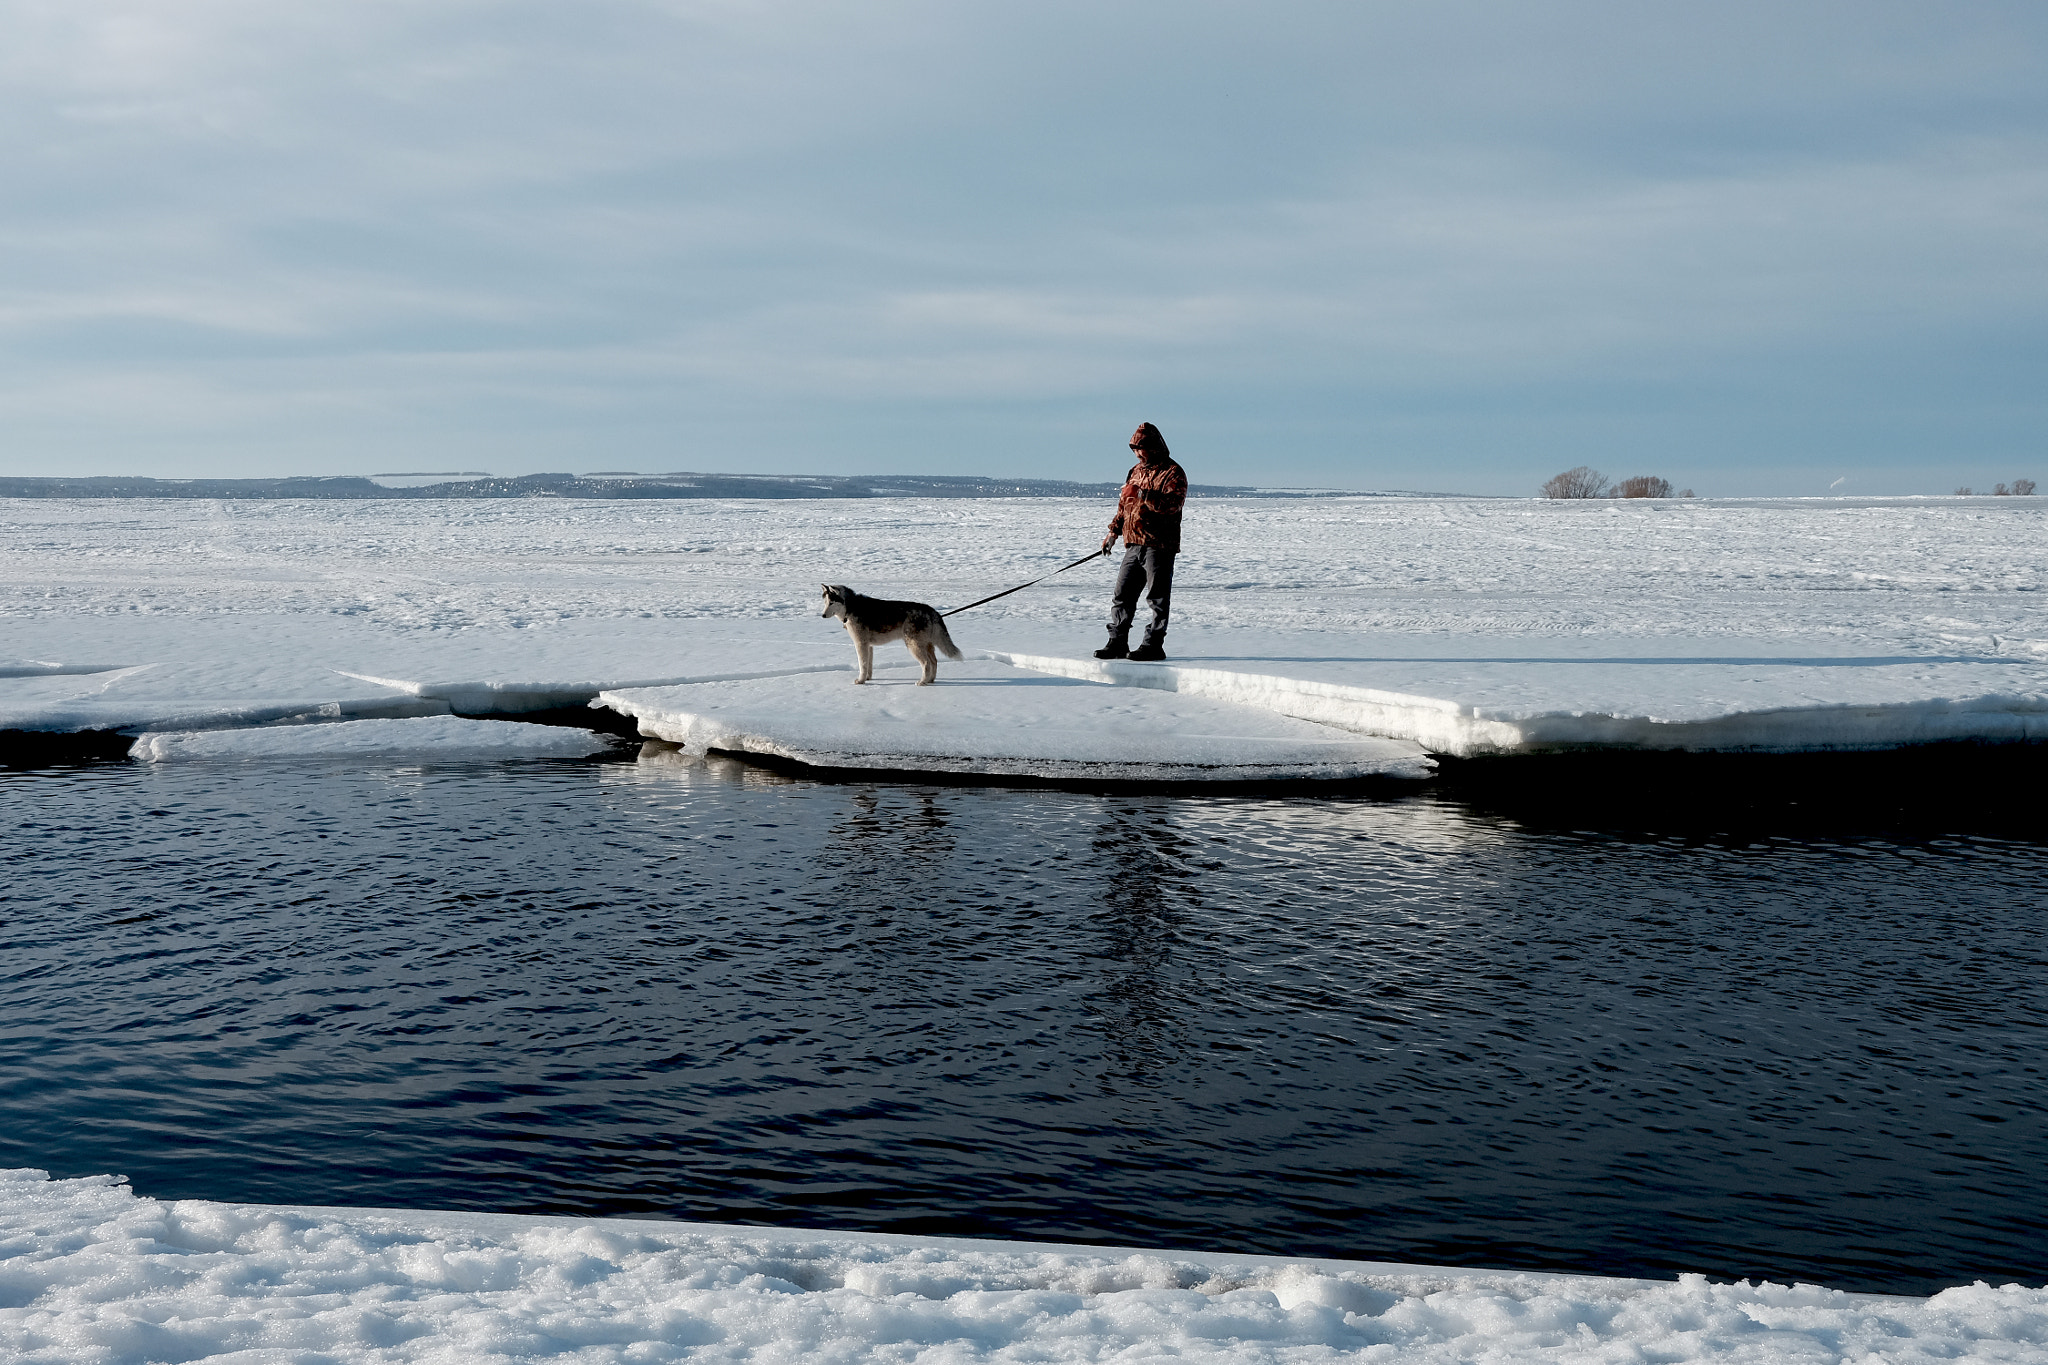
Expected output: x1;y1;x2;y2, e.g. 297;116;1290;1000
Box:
1107;545;1175;646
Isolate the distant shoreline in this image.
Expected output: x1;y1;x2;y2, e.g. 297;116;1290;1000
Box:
0;472;1412;501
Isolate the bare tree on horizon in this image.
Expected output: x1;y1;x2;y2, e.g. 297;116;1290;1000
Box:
1541;466;1608;499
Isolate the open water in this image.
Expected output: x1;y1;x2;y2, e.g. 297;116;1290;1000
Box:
4;747;2044;1295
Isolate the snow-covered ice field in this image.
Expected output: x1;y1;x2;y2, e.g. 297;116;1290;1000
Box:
9;1170;2046;1365
4;493;2046;764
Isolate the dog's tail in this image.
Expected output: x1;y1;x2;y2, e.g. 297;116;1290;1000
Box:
930;613;964;660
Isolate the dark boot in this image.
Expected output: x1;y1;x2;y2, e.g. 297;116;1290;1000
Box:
1094;637;1129;660
1128;642;1166;661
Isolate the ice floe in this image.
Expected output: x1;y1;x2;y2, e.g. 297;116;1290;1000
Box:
3;1170;2043;1365
988;639;2048;756
4;494;2046;760
600;659;1432;780
332;619;852;715
128;714;614;762
1;659;452;737
0;617;847;736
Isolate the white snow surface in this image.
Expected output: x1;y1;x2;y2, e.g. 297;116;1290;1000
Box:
601;660;1432;780
128;714;614;762
7;1171;2046;1365
4;494;2046;756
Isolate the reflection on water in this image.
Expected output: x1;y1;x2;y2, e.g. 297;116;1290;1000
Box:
1090;804;1201;1087
2;749;2044;1295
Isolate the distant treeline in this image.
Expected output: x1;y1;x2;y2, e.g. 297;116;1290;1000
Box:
0;472;1360;501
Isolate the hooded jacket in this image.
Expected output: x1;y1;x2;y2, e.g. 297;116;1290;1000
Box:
1107;426;1187;553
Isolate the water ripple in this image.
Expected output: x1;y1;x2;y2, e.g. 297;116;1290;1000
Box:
2;752;2044;1294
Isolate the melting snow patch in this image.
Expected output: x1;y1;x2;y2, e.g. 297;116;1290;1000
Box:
128;714;613;761
1;1170;2044;1364
597;660;1433;781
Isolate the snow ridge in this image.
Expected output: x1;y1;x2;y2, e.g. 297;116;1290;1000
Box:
986;651;2048;756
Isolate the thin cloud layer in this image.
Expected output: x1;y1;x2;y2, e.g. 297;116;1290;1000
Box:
1;0;2044;492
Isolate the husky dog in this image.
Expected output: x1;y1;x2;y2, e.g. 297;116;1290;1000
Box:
820;584;963;685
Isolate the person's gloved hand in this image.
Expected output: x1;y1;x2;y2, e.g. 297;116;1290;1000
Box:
1100;534;1116;553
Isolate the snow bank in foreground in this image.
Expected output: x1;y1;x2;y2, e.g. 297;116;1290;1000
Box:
3;1172;2043;1365
599;660;1433;781
129;715;613;762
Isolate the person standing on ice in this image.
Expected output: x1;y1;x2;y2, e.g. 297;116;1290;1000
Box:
1096;422;1187;661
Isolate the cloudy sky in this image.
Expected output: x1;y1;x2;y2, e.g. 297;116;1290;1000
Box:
3;1;2044;493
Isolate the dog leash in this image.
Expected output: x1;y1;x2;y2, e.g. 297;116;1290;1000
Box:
943;547;1110;617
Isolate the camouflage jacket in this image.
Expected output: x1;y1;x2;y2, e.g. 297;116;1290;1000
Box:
1107;456;1188;553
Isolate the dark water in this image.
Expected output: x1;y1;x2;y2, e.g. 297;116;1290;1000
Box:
3;747;2044;1295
